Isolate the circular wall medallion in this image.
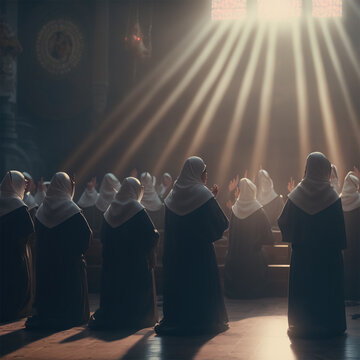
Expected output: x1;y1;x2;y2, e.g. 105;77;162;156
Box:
36;19;84;75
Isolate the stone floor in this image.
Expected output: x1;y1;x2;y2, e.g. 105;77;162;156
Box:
0;296;359;360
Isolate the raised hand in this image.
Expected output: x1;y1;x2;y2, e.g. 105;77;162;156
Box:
287;177;295;193
228;174;240;193
211;184;219;197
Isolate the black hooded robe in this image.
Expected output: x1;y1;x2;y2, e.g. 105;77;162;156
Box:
89;209;159;330
278;199;347;338
156;198;229;336
0;206;34;322
224;209;274;299
26;212;91;330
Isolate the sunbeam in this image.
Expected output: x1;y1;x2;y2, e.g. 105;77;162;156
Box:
61;19;212;173
249;23;278;178
319;20;360;150
111;22;232;177
292;20;311;177
333;20;360;81
307;17;344;176
185;21;254;158
153;20;250;175
217;23;266;186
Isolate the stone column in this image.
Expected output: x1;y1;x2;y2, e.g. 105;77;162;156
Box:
92;0;109;125
0;0;29;176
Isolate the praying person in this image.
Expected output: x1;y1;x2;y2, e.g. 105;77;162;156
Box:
341;171;360;301
0;171;34;322
23;172;38;218
257;169;284;228
26;172;91;330
331;164;341;194
155;156;229;336
140;172;164;229
278;152;347;339
89;177;159;330
92;173;121;239
224;178;273;299
156;172;173;200
77;177;99;236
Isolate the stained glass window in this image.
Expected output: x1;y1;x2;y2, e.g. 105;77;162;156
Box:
211;0;247;21
312;0;342;17
257;0;302;19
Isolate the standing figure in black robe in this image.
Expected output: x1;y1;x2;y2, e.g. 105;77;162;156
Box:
257;169;284;228
26;172;91;330
89;177;159;330
278;152;347;339
140;172;165;230
341;171;360;301
224;178;273;299
155;156;229;336
0;171;34;323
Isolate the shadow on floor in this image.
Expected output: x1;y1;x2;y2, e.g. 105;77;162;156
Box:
120;332;216;360
0;326;60;357
60;327;140;343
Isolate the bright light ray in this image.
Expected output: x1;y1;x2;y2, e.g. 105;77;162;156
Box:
112;22;232;176
258;0;302;19
217;23;266;186
333;20;360;80
61;19;212;172
153;21;249;175
249;23;278;177
73;22;216;180
292;21;311;176
186;22;254;158
307;18;344;175
319;20;360;149
312;0;342;18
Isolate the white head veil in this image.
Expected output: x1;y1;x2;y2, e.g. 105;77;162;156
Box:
140;172;163;211
36;172;81;228
0;171;26;217
340;171;360;212
22;172;38;210
232;178;262;220
288;152;339;215
104;177;145;228
330;164;341;194
95;173;121;212
157;173;172;198
165;156;213;216
257;169;279;206
78;188;99;208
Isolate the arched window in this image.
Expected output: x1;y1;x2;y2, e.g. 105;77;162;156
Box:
257;0;302;19
312;0;342;18
211;0;247;21
211;0;343;20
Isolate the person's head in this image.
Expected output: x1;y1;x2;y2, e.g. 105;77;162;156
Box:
201;167;208;185
1;170;26;200
304;152;331;182
115;177;143;202
238;178;257;201
47;172;75;199
140;172;153;188
257;169;273;192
